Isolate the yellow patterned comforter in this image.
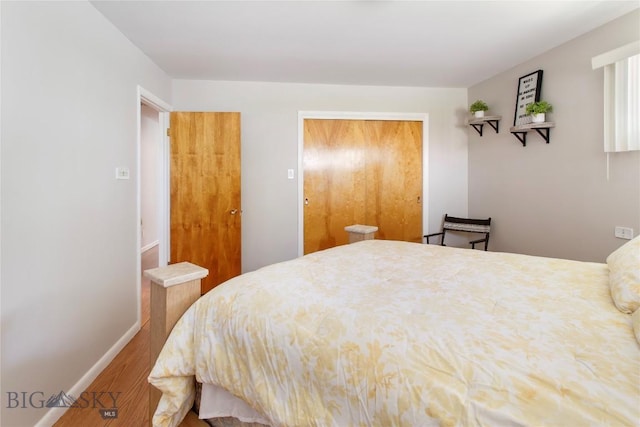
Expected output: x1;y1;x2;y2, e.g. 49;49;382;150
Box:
149;240;640;426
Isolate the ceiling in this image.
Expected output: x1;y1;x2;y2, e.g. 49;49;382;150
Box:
91;1;639;88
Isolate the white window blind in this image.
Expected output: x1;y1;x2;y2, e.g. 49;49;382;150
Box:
592;41;640;153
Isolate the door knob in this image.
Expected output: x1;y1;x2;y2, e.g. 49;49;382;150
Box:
305;198;309;205
230;209;238;215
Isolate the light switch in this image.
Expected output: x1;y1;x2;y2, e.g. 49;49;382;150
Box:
115;167;130;180
287;169;295;179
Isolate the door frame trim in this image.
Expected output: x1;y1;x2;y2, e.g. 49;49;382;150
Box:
297;111;429;257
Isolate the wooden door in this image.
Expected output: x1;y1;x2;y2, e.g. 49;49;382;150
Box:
303;119;422;254
170;112;241;294
364;120;423;243
303;120;367;253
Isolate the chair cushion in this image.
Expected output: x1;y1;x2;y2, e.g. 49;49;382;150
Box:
606;236;640;314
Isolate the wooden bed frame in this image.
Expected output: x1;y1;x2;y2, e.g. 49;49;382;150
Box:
144;262;209;426
144;225;377;426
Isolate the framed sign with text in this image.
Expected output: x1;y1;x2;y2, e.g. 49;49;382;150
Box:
514;70;543;126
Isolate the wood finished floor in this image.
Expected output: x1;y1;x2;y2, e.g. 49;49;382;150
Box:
53;246;207;427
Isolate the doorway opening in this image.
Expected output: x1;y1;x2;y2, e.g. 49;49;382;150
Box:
137;86;171;326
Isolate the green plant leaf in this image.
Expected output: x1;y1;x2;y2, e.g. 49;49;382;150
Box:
525;100;553;115
469;100;489;113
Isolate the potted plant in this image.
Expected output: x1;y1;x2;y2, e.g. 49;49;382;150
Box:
469;100;489;118
526;101;553;123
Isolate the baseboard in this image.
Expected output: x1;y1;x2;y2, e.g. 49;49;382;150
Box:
34;321;142;426
141;240;159;254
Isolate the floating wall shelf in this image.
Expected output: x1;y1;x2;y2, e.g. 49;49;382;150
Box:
509;122;555;147
468;116;501;136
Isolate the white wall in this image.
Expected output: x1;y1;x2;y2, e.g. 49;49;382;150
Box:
468;10;640;262
172;80;469;271
141;103;161;250
0;2;171;425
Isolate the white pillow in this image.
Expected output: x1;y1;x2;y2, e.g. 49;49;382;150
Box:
606;236;640;314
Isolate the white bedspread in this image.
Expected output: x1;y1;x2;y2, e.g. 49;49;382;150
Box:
149;240;640;426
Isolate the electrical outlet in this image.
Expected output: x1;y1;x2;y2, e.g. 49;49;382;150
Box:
614;226;634;240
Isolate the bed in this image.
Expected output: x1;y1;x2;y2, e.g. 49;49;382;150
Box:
147;237;640;427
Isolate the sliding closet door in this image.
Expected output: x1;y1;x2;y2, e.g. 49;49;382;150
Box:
303;120;366;254
364;120;423;243
303;118;422;255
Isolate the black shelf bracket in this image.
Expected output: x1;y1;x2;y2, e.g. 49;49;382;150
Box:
511;131;527;147
533;127;551;144
509;122;555;147
470;123;484;136
486;119;500;134
470;119;500;137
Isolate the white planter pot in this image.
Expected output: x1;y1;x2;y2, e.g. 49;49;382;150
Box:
531;113;545;123
474;111;485;118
